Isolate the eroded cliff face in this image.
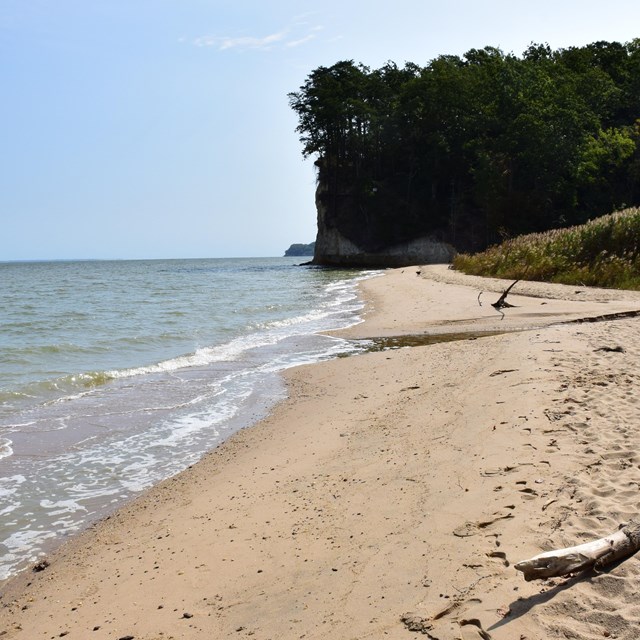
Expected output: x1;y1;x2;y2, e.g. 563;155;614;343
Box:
312;180;455;267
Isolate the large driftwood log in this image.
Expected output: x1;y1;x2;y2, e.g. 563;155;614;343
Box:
515;520;640;581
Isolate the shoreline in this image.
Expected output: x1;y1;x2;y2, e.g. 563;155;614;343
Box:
0;261;370;583
2;266;640;639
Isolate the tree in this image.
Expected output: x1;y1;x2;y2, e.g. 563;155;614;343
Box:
288;40;640;254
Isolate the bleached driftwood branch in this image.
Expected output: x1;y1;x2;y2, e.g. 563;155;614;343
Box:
515;520;640;581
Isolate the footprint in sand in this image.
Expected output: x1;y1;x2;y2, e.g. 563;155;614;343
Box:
486;550;509;567
459;618;493;640
453;512;514;538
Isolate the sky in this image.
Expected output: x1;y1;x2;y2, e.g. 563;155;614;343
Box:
2;1;640;260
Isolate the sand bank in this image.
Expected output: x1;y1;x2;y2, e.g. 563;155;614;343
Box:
2;266;640;639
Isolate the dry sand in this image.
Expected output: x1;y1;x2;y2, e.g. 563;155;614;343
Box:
2;266;640;639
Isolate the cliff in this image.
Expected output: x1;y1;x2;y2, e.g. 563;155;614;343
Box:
311;178;455;268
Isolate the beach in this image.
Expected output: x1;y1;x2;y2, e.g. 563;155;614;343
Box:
2;265;640;639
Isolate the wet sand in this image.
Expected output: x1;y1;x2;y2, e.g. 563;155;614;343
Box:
2;266;640;639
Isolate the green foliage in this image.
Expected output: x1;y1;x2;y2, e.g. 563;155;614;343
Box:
578;127;636;183
289;41;640;253
452;207;640;289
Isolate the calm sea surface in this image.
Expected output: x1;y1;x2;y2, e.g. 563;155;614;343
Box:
0;257;377;580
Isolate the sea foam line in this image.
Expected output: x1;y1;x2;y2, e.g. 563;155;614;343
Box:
0;270;378;581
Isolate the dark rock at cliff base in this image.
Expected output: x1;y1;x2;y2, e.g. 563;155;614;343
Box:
311;234;455;267
311;181;455;268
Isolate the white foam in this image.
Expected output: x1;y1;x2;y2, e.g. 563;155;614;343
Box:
0;474;26;497
0;437;13;460
40;499;88;516
105;332;277;380
0;529;58;580
151;411;226;450
258;308;326;330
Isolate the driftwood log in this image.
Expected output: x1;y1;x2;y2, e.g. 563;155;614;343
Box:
477;279;520;319
515;520;640;581
491;279;519;311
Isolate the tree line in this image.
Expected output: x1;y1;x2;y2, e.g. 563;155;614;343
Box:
289;41;640;252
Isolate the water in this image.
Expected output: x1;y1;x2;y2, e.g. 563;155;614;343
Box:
0;257;377;580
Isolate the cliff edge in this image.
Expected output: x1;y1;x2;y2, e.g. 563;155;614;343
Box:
311;179;455;268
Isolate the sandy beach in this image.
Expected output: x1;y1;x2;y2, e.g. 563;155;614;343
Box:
2;265;640;640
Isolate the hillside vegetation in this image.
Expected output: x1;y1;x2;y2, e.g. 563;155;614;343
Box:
290;41;640;254
452;207;640;289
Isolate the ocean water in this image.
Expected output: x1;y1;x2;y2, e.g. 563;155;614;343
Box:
0;257;376;580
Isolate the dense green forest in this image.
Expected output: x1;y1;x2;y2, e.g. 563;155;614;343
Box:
289;41;640;253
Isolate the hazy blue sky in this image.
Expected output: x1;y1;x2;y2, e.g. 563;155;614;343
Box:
2;1;640;260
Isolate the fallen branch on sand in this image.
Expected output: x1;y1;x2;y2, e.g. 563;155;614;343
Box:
515;520;640;581
478;279;520;320
491;279;519;312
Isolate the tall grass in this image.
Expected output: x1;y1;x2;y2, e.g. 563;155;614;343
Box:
452;207;640;290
